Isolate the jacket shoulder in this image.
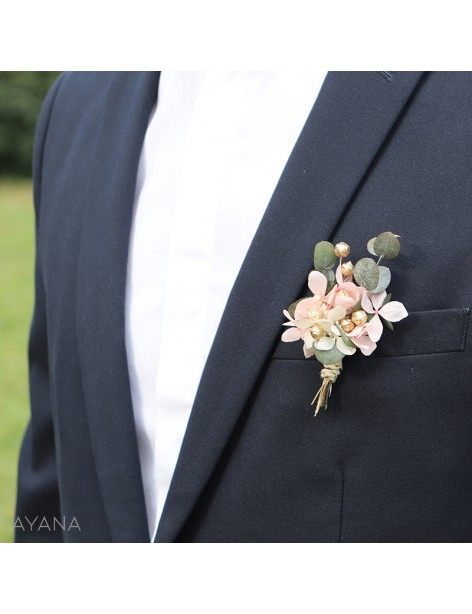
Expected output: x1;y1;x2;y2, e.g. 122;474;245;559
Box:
43;71;117;127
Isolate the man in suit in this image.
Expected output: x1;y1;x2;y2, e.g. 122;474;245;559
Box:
15;72;472;542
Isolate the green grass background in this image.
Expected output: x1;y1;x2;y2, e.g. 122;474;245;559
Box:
0;179;34;542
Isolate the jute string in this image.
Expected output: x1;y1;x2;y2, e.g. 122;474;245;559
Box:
311;361;343;416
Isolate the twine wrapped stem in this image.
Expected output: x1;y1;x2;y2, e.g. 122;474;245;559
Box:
311;361;343;416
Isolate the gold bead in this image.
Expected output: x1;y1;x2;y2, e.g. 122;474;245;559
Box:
334;242;350;258
351;309;367;327
339;317;355;333
341;260;354;277
311;324;324;340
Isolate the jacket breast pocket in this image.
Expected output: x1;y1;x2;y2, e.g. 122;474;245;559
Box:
270;308;470;361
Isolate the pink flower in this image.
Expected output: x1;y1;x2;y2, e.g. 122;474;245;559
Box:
325;266;363;315
280;271;330;346
347;290;408;355
282;271;334;355
362;290;408;326
294;296;324;322
281;297;324;344
281;310;307;343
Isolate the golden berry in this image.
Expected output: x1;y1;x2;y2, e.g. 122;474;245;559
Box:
351;309;367;327
339;317;355;333
334;242;350;258
311;324;324;340
341;261;354;277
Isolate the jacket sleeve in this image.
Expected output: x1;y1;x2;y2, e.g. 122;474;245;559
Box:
15;75;65;543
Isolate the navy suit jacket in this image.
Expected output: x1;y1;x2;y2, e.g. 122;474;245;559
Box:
16;71;472;542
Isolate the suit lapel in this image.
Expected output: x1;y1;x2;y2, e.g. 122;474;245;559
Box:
76;72;160;542
155;71;425;542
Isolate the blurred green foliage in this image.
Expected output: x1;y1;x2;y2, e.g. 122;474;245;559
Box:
0;179;34;542
0;72;60;176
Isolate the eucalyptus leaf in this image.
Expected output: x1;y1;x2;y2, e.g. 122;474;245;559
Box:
314;345;345;366
353;257;380;291
370;266;391;293
314;241;336;271
323;268;336;292
335;324;356;349
367;237;377;256
373;232;401;260
383;319;394;331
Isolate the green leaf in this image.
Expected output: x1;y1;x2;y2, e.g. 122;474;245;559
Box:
353;257;380;291
314;345;345;366
370;266;391;293
383;318;394;331
287;298;303;318
323;268;336;292
373;232;401;260
314;241;336;271
367;237;377;256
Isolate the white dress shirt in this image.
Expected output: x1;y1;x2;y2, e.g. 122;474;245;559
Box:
125;71;327;540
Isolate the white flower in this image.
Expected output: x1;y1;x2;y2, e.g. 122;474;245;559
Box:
304;305;356;357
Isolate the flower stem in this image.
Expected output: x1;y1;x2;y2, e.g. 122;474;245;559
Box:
311;362;342;416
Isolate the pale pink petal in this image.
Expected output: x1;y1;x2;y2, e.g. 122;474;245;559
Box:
346;325;365;338
341;281;362;296
352;334;377;356
281;328;301;342
292;318;313;329
335;264;343;284
283;309;294;321
334;295;356;313
308;270;327;298
361;291;374;313
339;282;363;307
294;297;322;320
327;305;346;322
315;336;336;350
303;331;314;349
378;301;408;322
324;286;337;307
371;290;387;311
366;314;383;342
303;345;315;358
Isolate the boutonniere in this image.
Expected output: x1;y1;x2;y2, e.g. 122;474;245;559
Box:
281;232;408;415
